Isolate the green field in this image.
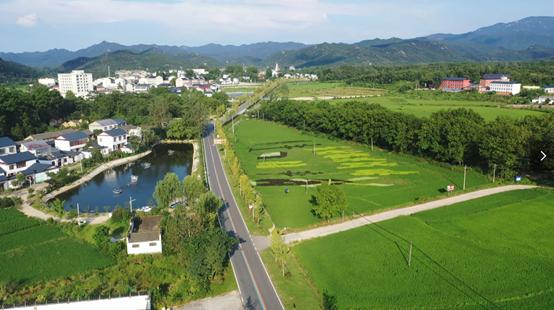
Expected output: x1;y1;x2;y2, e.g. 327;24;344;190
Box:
292;188;554;309
0;208;113;283
286;81;384;98
229;119;489;229
331;96;546;121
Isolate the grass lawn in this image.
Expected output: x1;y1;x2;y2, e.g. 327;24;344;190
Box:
228;119;490;229
293;188;554;309
0;208;114;284
331;96;546;121
286;81;384;98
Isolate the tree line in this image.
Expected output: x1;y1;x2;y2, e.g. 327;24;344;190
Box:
0;85;229;141
307;60;554;88
260;100;554;179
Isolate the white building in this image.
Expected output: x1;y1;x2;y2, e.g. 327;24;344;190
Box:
138;76;164;87
545;86;554;94
489;81;522;96
57;70;93;98
192;68;208;75
97;128;128;152
19;140;52;157
0;152;37;178
127;216;163;255
54;131;89;152
0;137;17;156
123;125;142;138
38;77;56;87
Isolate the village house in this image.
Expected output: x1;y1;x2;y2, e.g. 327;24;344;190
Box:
19;140;52;157
89;119;124;132
97;128;128;152
24;129;85;143
0;137;17;156
127;216;163;255
439;77;472;92
38;150;82;168
122;125;142;138
0;152;38;178
54;131;89;152
545;85;554;94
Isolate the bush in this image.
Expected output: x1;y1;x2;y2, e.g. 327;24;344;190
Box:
0;197;20;208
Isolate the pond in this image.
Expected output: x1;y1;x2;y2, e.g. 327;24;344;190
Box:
58;144;193;213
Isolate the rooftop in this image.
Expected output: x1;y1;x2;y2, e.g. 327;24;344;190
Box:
0;151;36;164
19;140;50;151
0;137;16;148
482;74;510;80
490;81;520;85
128;216;162;243
58;131;89;141
25;129;82;142
91;119;118;126
23;162;53;176
101;128;127;137
443;77;469;81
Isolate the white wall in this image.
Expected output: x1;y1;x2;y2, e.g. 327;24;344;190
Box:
127;237;162;255
11;295;150;310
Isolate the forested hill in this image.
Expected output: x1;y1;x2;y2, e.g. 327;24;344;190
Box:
0;58;42;83
266;16;554;68
60;49;218;77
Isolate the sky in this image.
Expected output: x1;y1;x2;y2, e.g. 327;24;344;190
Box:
1;0;553;52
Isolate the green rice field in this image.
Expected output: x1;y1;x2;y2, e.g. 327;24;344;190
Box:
0;208;113;283
292;188;554;309
331;96;546;121
228;119;490;229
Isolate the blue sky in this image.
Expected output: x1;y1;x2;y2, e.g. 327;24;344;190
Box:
1;0;553;52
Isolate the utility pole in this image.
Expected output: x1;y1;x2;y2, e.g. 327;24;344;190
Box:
305;179;308;193
312;140;316;156
463;165;467;190
76;203;80;219
408;242;413;267
492;164;497;183
231;116;235;135
129;196;136;213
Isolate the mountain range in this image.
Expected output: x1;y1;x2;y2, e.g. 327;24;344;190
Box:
1;16;554;76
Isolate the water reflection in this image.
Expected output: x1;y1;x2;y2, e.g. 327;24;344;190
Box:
58;144;193;212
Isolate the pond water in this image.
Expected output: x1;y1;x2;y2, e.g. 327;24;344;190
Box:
58;144;193;213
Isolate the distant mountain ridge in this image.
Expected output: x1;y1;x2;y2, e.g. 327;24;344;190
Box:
1;16;554;71
0;41;308;68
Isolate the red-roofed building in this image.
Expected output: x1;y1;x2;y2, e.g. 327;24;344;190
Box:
479;74;511;93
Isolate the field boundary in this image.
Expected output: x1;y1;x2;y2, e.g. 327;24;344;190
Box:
282;184;538;244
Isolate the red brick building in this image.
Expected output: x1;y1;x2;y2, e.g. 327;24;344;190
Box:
439;77;471;92
479;74;511;93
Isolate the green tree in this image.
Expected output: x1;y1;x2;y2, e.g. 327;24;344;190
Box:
311;184;347;221
167;118;195;140
270;229;290;277
154;173;183;208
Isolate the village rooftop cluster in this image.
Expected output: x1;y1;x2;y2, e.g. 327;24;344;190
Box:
0;119;142;191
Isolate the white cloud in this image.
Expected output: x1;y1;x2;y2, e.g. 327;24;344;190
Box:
16;13;37;27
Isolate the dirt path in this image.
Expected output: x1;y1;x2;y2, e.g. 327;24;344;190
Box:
282;185;538;245
176;291;242;310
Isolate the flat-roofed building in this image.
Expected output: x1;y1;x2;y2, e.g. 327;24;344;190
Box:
57;70;93;98
489;81;522;96
127;216;163;255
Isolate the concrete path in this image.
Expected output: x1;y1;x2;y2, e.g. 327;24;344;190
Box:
282;185;537;245
176;291;242;310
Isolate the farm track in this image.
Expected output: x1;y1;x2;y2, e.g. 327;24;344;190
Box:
282;184;538;244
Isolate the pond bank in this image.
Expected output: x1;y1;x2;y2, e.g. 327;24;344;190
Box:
43;140;199;204
42;150;152;203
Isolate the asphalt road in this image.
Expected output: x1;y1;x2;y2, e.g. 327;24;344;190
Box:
203;123;284;310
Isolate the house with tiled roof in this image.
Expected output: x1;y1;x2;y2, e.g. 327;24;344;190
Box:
54;131;89;152
97;128;129;153
0;137;17;156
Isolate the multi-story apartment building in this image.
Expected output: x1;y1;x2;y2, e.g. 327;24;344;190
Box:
57;70;93;98
439;77;471;92
489;81;522;96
